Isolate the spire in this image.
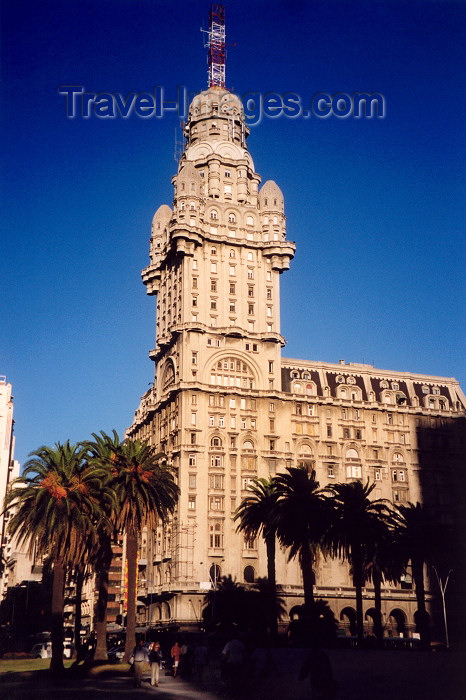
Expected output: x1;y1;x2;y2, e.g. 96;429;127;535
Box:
206;4;226;88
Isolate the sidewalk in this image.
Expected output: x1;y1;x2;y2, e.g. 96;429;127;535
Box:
1;648;465;699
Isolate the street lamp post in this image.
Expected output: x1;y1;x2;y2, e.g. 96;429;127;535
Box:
433;567;452;649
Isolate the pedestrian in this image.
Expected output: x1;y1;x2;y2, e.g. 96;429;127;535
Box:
129;639;149;688
299;646;338;699
221;633;246;693
170;640;182;677
148;641;163;687
193;642;209;682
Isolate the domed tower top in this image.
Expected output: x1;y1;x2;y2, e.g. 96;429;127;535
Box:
184;87;249;149
259;180;285;212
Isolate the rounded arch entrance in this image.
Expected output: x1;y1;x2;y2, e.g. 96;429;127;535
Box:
340;607;357;636
388;608;406;636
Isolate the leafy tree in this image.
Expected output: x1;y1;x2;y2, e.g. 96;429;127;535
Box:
234;477;280;637
274;468;329;610
4;442;106;674
324;479;392;644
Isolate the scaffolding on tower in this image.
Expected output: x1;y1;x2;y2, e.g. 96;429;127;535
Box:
205;4;226;88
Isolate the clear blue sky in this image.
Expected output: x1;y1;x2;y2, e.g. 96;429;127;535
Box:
2;0;465;468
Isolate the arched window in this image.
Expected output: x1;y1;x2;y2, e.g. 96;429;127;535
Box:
229;249;235;258
246;215;254;226
244;566;255;583
346;448;359;459
211;436;222;448
210;357;255;389
228;213;236;223
243;440;254;450
247;252;253;261
210;210;218;220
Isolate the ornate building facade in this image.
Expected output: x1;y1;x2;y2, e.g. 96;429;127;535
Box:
127;85;466;639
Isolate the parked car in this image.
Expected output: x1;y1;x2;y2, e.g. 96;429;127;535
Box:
31;642;52;659
31;641;73;659
107;645;125;663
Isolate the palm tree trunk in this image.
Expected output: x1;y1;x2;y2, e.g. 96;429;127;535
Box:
50;557;65;675
300;545;315;611
73;568;84;660
372;568;383;644
93;568;109;661
412;558;430;649
123;527;138;662
265;534;278;638
353;548;365;644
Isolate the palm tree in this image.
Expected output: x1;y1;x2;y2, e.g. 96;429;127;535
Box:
234;477;280;637
4;442;105;674
109;437;179;661
324;479;392;644
83;430;121;661
392;502;447;649
274;467;329;611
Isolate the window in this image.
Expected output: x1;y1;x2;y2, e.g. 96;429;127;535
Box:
219;416;225;427
189;474;196;488
191;352;198;365
210;299;217;310
209;474;224;489
191;413;196;426
192;277;198;288
296;403;302;415
248;303;254;315
192;296;198;306
327;425;332;437
343;428;350;439
266;288;272;300
209;521;223;548
190;432;196;444
188;495;196;510
230;416;236;429
269;439;275;450
211;279;217;292
210;210;218;220
374;468;381;481
248;286;254;297
209;416;215;427
251;419;256;430
211;262;217;273
342;408;347;419
346;465;362;478
246;215;254;226
268;361;274;373
355;430;362;439
269;403;275;412
209;496;224;511
269;419;275;432
247;268;254;279
188;454;196;467
229;265;236;276
266;306;272;317
328;464;335;478
210;455;223;468
229;301;236;312
230;283;236;294
211;436;222;447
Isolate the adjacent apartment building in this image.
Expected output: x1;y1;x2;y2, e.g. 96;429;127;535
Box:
126;84;466;639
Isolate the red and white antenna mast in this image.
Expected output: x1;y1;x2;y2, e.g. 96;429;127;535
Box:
206;4;226;88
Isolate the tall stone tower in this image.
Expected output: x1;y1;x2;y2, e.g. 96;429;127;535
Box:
128;83;299;625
